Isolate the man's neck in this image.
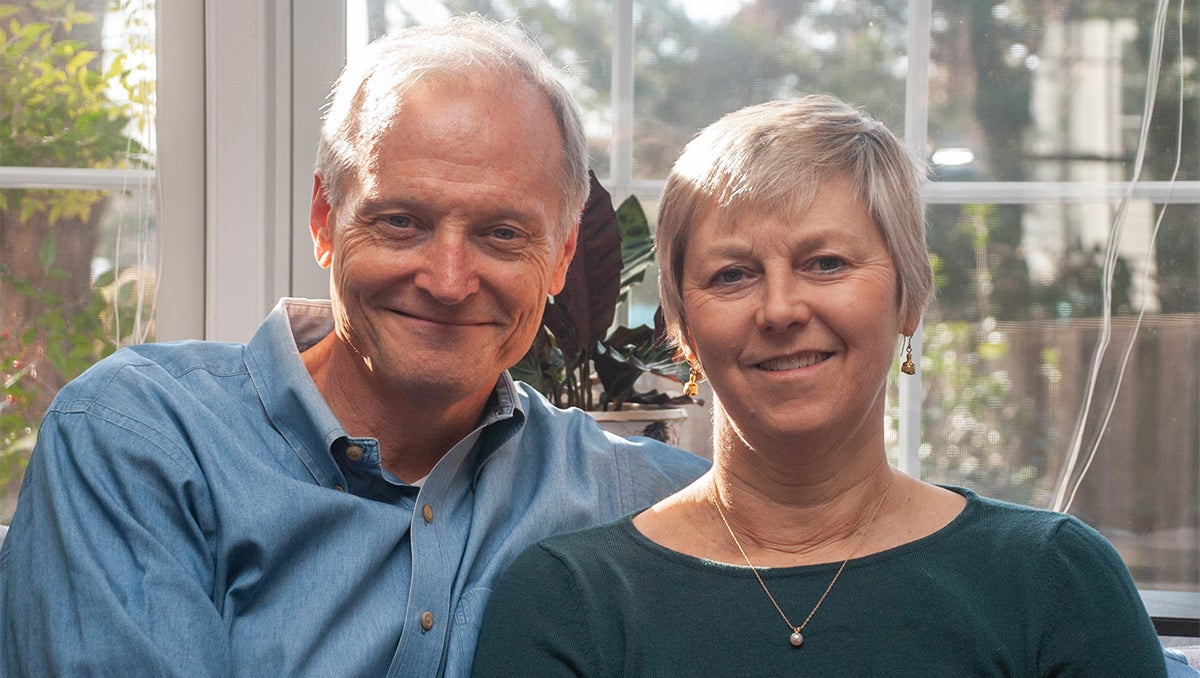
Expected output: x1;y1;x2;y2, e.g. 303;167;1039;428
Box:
300;332;494;483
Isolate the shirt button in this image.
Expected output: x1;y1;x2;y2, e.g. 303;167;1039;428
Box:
332;484;345;492
422;504;434;523
346;444;364;462
420;611;434;631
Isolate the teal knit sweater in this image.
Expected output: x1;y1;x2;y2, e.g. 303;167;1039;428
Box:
472;487;1167;677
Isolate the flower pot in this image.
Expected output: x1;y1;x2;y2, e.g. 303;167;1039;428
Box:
589;407;688;445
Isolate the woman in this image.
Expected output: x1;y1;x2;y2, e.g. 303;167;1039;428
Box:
471;95;1169;676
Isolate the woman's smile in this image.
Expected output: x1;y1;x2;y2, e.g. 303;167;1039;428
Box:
754;351;833;372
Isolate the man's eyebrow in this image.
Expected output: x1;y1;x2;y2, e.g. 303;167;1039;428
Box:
355;195;414;213
355;194;551;227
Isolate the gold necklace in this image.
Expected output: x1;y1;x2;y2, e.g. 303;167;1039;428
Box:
711;473;893;648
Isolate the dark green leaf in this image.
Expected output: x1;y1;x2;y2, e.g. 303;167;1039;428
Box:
615;195;654;302
540;170;622;371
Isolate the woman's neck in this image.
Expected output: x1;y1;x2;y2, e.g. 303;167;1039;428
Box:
709;451;896;566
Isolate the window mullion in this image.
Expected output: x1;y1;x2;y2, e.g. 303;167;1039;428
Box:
609;0;635;201
0;167;155;191
899;0;933;476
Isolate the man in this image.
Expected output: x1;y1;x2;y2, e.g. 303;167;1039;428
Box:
0;16;707;676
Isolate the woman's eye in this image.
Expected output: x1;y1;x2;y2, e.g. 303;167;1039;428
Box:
715;268;744;284
814;256;844;272
384;215;414;229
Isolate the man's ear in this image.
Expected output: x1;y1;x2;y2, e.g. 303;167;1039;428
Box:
547;223;579;295
310;174;334;269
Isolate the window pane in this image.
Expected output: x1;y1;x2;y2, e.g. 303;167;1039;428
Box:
928;1;1197;183
631;0;910;180
351;1;616;176
911;200;1199;593
0;2;157;521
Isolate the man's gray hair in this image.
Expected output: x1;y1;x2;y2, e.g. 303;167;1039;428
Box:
315;15;590;234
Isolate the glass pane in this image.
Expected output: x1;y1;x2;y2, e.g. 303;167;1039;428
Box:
903;200;1199;593
631;0;910;180
350;1;616;176
928;0;1197;183
1;2;157;521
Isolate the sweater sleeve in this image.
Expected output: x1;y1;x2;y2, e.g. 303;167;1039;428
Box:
1035;516;1167;677
471;541;602;677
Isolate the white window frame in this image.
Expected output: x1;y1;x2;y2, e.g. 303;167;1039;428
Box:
197;1;342;342
150;1;341;344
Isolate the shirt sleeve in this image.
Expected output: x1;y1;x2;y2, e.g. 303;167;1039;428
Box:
0;404;230;676
615;435;709;513
1035;516;1168;678
471;542;603;677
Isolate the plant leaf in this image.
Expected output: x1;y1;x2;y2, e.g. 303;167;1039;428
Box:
37;231;58;273
542;171;622;371
594;322;691;409
615;195;654;302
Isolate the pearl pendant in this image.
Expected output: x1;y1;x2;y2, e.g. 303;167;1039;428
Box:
789;631;804;647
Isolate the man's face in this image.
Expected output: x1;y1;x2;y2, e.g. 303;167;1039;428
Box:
310;77;577;407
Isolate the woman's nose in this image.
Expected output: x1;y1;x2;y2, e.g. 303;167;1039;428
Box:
755;273;811;332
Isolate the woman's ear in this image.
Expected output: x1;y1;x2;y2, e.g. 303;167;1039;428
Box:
901;304;925;338
676;323;699;366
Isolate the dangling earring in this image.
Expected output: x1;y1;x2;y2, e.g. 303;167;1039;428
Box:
683;361;702;397
900;335;916;375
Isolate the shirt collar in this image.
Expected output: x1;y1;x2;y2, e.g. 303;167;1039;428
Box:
245;298;528;489
244;299;347;487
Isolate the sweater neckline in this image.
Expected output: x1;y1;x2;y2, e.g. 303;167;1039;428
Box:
622;485;980;575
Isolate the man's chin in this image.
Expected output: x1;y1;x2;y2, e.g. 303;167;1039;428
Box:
377;358;499;399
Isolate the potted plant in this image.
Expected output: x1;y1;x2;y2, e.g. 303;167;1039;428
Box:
511;172;698;438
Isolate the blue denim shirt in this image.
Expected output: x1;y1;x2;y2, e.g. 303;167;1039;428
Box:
0;298;708;677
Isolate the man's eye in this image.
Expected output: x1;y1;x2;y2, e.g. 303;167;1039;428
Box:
491;227;517;241
384;215;414;229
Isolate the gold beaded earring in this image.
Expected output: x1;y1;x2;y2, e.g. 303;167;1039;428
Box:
900;335;916;375
683;361;703;397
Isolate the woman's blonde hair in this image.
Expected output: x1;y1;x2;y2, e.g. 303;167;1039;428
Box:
656;94;932;348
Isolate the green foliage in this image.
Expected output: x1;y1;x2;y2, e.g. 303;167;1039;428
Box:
1;263;142;482
889;320;1052;506
0;1;149;216
512;175;695;411
0;0;154;512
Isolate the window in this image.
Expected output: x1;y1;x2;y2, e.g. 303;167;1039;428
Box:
1;0;1194;632
351;0;1198;616
1;0;157;518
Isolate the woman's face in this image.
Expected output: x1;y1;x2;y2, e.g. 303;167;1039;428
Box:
680;176;915;452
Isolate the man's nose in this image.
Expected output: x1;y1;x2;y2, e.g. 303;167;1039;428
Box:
413;234;480;305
